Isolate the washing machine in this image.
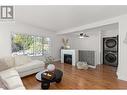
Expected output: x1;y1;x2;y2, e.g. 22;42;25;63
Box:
103;51;118;67
103;36;118;51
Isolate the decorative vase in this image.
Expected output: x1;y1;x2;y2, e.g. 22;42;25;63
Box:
47;64;55;72
66;45;70;49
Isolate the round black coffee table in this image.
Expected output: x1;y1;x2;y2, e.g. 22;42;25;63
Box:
36;69;63;89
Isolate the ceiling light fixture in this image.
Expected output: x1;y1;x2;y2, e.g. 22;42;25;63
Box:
79;33;89;39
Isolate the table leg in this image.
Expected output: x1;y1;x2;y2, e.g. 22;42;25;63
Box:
41;81;50;89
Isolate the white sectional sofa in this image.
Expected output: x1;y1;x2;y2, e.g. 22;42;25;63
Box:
0;55;45;90
0;68;25;90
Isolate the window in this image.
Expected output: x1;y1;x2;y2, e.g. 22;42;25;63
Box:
11;33;51;56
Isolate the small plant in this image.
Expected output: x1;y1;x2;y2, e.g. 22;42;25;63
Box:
45;56;54;65
45;56;56;72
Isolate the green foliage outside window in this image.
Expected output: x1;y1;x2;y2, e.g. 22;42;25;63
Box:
12;33;51;56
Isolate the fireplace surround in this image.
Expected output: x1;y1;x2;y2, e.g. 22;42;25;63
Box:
61;49;78;66
64;54;72;64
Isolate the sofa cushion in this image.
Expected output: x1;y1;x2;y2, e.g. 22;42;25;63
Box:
0;79;7;89
0;56;15;70
0;88;4;90
1;75;24;89
0;59;9;71
0;68;24;89
15;56;32;66
3;57;15;68
15;60;45;73
0;68;19;79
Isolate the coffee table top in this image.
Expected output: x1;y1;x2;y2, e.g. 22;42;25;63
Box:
35;69;48;81
35;69;63;82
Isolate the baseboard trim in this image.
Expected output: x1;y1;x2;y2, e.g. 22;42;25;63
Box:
117;72;127;81
88;65;96;68
55;60;96;69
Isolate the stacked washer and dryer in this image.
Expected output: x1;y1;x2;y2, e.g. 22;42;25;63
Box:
103;36;118;67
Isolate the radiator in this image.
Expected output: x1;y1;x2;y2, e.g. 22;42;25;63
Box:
79;50;95;66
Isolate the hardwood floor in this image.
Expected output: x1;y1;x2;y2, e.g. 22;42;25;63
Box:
21;62;127;89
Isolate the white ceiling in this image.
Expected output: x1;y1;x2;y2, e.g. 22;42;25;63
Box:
15;5;127;32
68;23;118;36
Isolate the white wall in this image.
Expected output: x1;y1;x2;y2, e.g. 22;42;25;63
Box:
101;29;118;37
52;35;63;60
61;29;118;66
57;14;127;81
0;21;60;60
61;31;101;65
117;15;127;81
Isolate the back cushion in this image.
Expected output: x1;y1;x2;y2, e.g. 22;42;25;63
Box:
0;56;15;71
15;56;32;66
3;57;15;68
0;59;9;71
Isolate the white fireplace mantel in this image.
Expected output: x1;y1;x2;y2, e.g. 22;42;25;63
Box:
61;49;78;66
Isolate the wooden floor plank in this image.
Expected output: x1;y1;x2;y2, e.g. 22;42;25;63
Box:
21;62;127;89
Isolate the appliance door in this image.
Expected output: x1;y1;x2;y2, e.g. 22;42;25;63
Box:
106;38;116;48
104;52;117;67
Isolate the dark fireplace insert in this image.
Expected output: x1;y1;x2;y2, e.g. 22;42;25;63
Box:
64;54;72;64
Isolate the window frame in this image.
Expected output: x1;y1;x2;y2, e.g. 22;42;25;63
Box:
11;32;51;56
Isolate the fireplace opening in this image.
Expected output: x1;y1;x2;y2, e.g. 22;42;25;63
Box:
64;54;72;64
